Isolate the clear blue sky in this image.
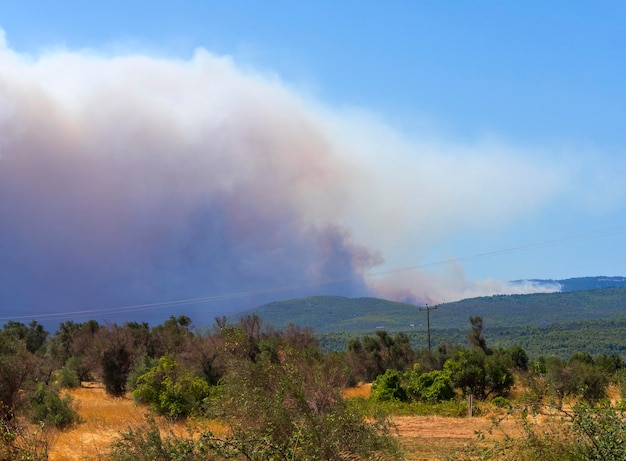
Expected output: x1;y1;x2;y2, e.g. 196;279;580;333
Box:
1;1;625;322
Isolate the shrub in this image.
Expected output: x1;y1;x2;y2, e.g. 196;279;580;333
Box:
371;369;408;402
133;356;210;419
57;362;80;389
1;419;49;461
491;396;510;408
0;339;41;422
461;403;626;460
95;325;138;397
406;368;455;403
125;354;158;392
115;348;402;461
29;383;81;429
101;344;133;397
214;344;402;460
65;355;94;383
572;403;626;460
109;417;205;461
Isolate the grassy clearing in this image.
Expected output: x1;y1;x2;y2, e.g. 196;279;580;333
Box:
46;381;609;461
49;383;226;461
49;383;147;461
49;382;481;460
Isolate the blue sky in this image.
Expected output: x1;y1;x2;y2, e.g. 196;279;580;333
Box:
0;2;625;323
4;1;624;146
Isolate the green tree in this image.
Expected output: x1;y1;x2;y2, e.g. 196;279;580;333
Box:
445;348;514;400
1;320;48;354
543;356;609;407
150;316;194;358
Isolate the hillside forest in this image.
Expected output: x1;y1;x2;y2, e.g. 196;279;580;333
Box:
2;313;626;460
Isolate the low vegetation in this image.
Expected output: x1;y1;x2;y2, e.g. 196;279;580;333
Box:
1;311;626;460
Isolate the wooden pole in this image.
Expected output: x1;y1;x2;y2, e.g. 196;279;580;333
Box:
419;304;438;351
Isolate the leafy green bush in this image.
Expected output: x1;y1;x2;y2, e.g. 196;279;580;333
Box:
491;396;510;408
29;383;81;429
371;369;408;402
405;368;455;403
56;363;80;389
572;403;626;460
133;356;210;419
411;399;468;417
350;396;467;418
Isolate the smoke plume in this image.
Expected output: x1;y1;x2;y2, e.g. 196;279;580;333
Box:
0;33;569;325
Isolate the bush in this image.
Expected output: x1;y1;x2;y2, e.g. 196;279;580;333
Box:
0;339;40;422
461;403;626;460
133;356;210;419
57;363;80;389
109;417;206;461
491;396;510;408
101;344;133;397
371;369;408;402
1;419;49;461
214;343;402;460
406;368;455;403
573;403;626;460
125;354;158;392
29;383;81;429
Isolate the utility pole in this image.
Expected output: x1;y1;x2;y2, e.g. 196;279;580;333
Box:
419;304;437;351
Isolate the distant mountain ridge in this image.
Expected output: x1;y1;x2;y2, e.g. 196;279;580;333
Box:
232;276;626;335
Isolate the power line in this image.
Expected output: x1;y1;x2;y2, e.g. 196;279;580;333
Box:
368;224;626;277
419;304;438;351
1;224;625;322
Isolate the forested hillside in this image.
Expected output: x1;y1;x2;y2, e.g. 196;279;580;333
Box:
233;285;626;334
231;278;626;358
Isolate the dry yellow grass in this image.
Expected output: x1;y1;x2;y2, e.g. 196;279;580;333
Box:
342;382;372;399
49;383;148;460
48;382;226;461
46;380;588;461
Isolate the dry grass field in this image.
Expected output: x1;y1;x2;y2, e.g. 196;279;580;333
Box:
48;383;226;461
49;383;147;460
43;381;528;461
